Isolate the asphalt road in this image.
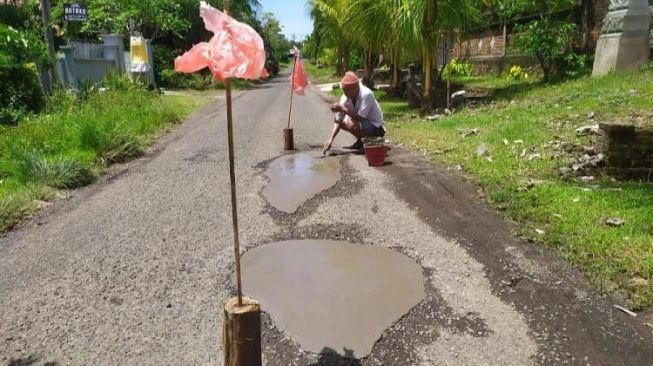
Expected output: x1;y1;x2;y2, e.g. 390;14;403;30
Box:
1;71;652;366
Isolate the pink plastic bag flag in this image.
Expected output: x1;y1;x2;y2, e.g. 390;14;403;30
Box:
175;1;268;81
289;47;309;96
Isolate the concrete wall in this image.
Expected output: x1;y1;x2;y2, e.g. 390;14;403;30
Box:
72;58;117;84
59;35;125;88
453;1;651;73
58;35;157;88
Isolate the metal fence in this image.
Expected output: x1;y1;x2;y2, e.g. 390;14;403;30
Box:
68;40;104;59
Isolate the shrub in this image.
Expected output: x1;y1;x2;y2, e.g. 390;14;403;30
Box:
317;48;338;69
561;53;593;79
151;44;177;83
13;151;95;189
444;59;474;78
160;68;214;90
76;108;145;163
513;20;576;81
0;65;45;125
102;72;142;91
0;24;48;124
46;88;78;114
0;3;27;28
507;65;529;81
0;24;48;67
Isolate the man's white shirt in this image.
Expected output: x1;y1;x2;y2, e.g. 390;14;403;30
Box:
336;83;384;128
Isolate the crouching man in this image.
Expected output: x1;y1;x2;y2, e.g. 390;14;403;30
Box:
322;71;385;154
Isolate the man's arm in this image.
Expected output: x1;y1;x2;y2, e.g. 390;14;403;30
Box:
323;121;341;154
332;103;362;122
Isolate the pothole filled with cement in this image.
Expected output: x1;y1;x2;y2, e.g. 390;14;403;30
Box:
241;240;425;358
262;153;340;213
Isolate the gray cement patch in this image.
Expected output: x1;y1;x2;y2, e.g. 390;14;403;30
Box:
241;240;426;358
262;152;341;213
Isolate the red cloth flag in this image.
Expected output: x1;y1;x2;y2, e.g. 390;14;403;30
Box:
289;48;309;96
175;1;268;81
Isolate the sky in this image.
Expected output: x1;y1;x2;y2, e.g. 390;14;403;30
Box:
258;0;313;41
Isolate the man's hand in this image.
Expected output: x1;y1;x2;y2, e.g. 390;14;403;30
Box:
322;137;333;155
329;103;344;113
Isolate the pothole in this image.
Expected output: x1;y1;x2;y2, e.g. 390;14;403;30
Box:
241;240;425;358
262;152;341;214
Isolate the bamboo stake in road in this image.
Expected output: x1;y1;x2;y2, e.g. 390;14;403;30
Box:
287;54;298;130
221;2;262;365
224;78;243;306
283;54;298;150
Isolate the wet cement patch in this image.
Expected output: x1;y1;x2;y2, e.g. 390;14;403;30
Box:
262;152;341;213
241;240;426;358
257;258;494;366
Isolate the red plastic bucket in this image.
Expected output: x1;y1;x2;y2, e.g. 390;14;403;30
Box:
364;145;388;167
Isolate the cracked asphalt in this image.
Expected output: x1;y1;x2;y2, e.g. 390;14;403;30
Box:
1;71;652;366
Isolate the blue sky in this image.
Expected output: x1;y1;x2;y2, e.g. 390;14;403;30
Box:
259;0;313;41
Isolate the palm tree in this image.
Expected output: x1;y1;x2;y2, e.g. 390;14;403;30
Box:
397;0;480;110
307;0;482;108
307;0;353;75
345;0;390;86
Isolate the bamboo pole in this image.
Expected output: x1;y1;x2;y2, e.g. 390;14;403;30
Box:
220;0;242;306
287;55;298;129
221;3;262;366
224;78;243;306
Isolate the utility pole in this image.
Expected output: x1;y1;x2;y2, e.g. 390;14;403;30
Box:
40;0;58;91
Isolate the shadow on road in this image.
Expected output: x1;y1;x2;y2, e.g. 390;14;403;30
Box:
309;347;361;366
7;355;58;366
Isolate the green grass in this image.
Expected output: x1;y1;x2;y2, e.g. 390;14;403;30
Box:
213;78;254;90
384;69;653;310
0;89;203;232
304;62;339;84
448;74;541;91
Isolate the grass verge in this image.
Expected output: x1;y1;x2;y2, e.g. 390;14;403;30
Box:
305;62;339;84
0;89;205;232
383;70;653;310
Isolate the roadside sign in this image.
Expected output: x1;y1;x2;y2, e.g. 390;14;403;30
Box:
64;3;88;23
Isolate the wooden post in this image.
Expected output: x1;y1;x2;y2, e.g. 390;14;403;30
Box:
223;297;262;366
284;54;297;150
221;2;262;366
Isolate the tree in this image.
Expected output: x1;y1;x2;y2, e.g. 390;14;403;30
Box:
499;0;577;81
345;0;393;87
51;0;262;41
307;0;353;75
260;12;291;63
397;0;480;110
513;20;575;81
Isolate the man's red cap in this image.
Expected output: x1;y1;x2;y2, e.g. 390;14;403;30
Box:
341;71;359;86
